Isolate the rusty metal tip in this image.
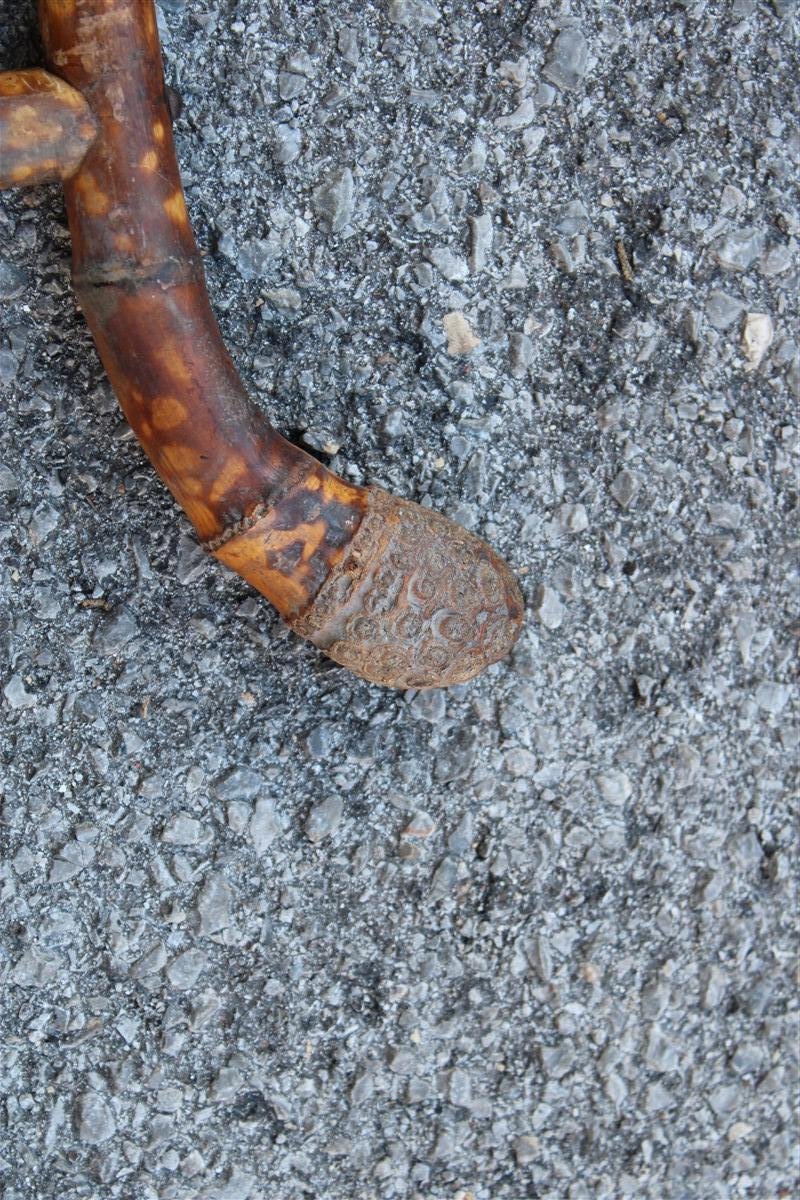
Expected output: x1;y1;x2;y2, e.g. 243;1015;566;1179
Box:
288;485;525;689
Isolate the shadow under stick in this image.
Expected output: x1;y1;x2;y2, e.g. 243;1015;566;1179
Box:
1;0;524;688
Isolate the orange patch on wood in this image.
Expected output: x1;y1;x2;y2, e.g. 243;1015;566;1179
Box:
183;499;217;538
40;116;63;140
151;395;188;431
152;343;194;389
160;443;202;474
75;171;111;216
152;119;166;143
299;519;328;562
0;72;29;96
213;535;309;617
320;470;363;507
210;511;340;618
139;149;158;171
208;455;247;504
143;4;157;40
163;190;188;225
114;232;136;255
5;107;59;150
246;519;329;563
46;73;79;103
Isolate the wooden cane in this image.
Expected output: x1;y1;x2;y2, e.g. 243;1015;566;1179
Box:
0;0;524;688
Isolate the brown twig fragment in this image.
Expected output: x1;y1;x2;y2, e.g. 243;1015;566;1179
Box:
615;238;635;284
1;0;524;688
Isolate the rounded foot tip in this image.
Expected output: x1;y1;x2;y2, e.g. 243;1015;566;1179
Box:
289;486;524;688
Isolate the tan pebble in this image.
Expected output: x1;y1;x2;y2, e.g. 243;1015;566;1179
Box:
401;811;437;839
741;312;774;371
443;310;480;356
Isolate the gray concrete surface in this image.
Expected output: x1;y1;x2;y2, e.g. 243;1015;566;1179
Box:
1;1;798;1197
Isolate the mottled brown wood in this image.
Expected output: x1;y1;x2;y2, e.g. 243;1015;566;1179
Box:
0;69;97;188
13;0;525;686
39;0;336;547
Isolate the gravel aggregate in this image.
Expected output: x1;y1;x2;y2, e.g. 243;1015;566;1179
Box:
1;1;798;1198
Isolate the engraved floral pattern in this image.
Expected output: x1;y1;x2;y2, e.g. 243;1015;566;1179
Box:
289;486;525;688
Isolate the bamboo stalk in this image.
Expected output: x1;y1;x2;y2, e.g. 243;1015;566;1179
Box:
2;0;524;688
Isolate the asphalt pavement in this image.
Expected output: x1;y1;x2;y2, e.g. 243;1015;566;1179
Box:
1;2;798;1197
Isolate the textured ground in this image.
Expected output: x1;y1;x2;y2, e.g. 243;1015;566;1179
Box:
1;1;798;1198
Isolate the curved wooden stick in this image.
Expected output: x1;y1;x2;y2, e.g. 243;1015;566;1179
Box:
1;0;524;688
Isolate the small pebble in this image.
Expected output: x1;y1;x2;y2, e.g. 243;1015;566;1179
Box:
741;312;774;370
610;470;640;510
514;1134;540;1166
533;584;564;630
92;611;138;655
543;26;590;91
754;681;790;714
706;290;745;331
305;796;344;843
312;167;355;233
161;813;205;845
389;0;440;27
443;311;479;355
196;873;234;935
272;123;302;164
0;259;27;299
495;97;535;130
278;71;306;101
166;948;208;990
250;798;281;853
0;463;18;493
595;770;633;805
75;1094;116;1144
715;228;766;271
429;856;458;898
556;502;589;533
3;674;36;710
426;247;469;282
215;768;264;802
509;332;534;377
